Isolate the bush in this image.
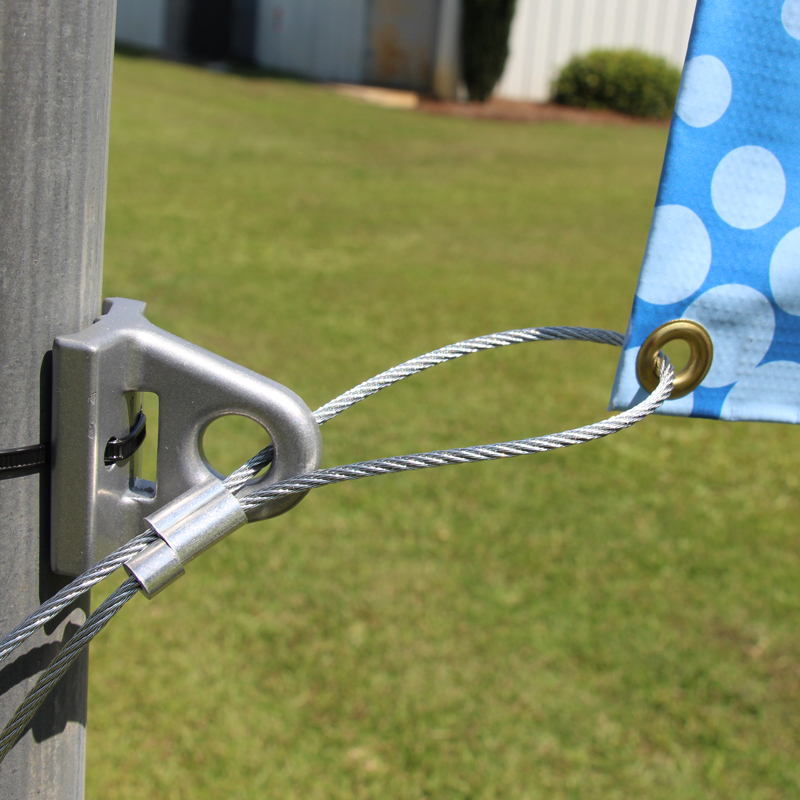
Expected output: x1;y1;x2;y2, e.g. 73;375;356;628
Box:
552;49;681;119
461;0;517;102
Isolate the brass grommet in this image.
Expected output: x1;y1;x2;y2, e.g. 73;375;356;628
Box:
636;319;713;399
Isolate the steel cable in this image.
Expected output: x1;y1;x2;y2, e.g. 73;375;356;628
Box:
0;530;158;665
0;326;673;766
0;578;140;763
237;350;672;510
225;326;626;493
0;327;645;674
1;328;624;669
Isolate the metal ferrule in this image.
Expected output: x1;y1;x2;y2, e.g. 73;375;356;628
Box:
124;478;247;598
124;540;185;599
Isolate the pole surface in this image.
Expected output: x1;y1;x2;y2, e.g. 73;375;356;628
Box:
0;1;115;796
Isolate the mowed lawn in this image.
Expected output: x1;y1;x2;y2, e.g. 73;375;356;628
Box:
87;52;800;799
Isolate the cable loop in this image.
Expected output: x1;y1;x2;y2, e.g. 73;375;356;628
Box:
230;326;673;511
0;325;673;765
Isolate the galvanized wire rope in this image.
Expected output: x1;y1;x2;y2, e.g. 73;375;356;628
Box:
225;326;626;494
0;327;647;675
237;351;673;511
228;327;673;514
0;530;158;665
0;327;627;667
0;578;140;764
0;325;672;765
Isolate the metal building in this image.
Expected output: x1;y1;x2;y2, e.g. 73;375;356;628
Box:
497;0;698;102
115;0;460;96
115;0;697;102
252;0;460;95
115;0;259;62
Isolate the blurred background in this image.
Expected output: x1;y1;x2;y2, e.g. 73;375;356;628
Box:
87;2;800;797
113;0;696;102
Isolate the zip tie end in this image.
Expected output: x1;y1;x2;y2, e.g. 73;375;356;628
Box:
124;478;246;598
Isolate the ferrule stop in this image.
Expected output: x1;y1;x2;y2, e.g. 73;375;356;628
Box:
124;478;247;598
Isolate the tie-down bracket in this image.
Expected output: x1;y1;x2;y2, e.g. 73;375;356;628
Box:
50;298;322;577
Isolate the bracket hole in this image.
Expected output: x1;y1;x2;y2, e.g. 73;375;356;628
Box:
137;392;159;485
201;415;273;479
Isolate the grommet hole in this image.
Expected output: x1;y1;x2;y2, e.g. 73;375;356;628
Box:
659;339;692;374
201;415;273;479
636;319;713;399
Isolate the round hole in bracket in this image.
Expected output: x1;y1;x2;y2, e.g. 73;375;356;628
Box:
200;414;273;480
636;319;713;399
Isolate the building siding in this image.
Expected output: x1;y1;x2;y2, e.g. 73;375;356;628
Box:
116;0;168;51
254;0;369;83
497;0;698;102
363;0;441;90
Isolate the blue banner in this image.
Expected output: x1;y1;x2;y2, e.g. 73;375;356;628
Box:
610;0;800;423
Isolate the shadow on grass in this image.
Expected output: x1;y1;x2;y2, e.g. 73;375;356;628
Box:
114;41;313;85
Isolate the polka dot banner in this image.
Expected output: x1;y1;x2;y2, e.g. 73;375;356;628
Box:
675;55;731;128
610;0;800;424
635;205;712;304
711;146;786;230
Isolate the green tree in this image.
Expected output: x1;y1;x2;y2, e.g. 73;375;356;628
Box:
461;0;517;102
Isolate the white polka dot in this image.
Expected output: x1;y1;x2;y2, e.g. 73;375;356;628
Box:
783;0;800;40
635;205;712;305
770;227;800;315
721;361;800;423
675;56;732;128
609;346;695;416
683;284;775;387
711;146;786;229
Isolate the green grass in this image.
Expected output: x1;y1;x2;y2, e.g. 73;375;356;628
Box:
86;53;800;799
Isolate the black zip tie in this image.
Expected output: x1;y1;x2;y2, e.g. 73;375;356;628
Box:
104;411;147;466
0;445;48;476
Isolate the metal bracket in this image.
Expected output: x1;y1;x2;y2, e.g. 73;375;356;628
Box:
51;297;323;577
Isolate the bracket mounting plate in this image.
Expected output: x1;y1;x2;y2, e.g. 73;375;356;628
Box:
51;298;322;577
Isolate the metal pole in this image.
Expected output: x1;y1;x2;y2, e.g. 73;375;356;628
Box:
0;1;116;797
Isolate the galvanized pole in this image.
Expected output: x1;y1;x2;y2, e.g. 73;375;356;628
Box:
0;1;116;797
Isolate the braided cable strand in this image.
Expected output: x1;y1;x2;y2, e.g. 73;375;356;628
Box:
238;352;673;512
0;530;158;665
239;358;675;511
0;326;671;768
312;327;624;425
0;577;140;763
225;326;626;493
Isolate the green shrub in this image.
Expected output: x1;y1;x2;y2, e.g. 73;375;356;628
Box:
552;49;681;119
461;0;517;102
